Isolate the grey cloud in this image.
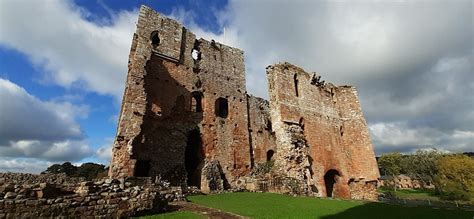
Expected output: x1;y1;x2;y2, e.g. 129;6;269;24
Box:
0;140;93;162
0;79;93;162
0;79;87;143
217;0;473;154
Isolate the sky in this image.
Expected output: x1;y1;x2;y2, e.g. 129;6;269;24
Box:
0;0;472;173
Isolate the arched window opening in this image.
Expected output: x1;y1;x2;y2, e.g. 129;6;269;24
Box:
266;150;275;162
215;98;228;118
151;31;160;48
324;169;340;198
191;92;203;112
293;73;299;97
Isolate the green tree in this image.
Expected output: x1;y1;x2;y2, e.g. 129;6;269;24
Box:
42;162;78;176
434;154;474;201
402;149;442;188
379;152;403;177
378;152;403;192
77;163;107;180
42;162;107;179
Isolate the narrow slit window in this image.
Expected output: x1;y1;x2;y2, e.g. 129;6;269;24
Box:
294;73;299;97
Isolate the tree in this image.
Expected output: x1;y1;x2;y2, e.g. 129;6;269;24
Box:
402;149;442;188
77;163;107;180
42;162;78;176
42;162;108;179
379;152;403;177
434;154;474;201
378;152;403;191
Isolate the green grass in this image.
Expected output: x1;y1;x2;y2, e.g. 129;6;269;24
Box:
395;189;440;201
138;211;205;219
378;187;441;201
187;192;474;219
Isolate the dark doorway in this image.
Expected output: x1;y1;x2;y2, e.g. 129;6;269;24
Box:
324;169;340;198
135;160;150;177
266;150;274;161
185;129;203;187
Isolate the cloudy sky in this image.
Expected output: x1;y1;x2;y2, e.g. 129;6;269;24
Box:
0;0;472;173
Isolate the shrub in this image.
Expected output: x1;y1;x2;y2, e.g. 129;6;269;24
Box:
434;155;474;201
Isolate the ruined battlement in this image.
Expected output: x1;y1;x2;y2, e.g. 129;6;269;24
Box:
110;5;379;200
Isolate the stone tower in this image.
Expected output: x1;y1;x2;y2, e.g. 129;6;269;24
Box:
110;5;380;199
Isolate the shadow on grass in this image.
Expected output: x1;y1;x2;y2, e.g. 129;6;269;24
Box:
320;202;474;219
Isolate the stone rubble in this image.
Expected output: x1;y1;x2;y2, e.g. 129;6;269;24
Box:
0;173;200;218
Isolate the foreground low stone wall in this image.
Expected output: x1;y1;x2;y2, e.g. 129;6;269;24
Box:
0;173;173;218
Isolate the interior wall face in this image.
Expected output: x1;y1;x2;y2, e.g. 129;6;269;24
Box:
247;95;277;165
266;63;379;198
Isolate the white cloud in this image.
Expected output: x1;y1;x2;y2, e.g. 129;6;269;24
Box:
95;138;114;163
0;0;138;99
0;157;53;174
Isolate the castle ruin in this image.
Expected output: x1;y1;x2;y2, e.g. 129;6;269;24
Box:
109;5;380;200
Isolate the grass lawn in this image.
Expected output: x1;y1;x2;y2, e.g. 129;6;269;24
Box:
394;189;440;201
188;192;474;219
378;187;441;201
138;211;205;219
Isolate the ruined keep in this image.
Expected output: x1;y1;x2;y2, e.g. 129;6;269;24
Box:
109;5;380;200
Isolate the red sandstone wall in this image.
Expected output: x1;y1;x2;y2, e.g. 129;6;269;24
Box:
110;6;251;188
267;62;379;198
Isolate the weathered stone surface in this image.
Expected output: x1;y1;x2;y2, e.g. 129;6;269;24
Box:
0;173;170;218
109;5;379;200
267;63;380;198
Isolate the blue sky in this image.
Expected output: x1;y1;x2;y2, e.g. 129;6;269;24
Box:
0;0;472;173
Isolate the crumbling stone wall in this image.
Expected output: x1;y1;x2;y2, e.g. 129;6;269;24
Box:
110;5;251;192
247;95;276;165
0;173;168;218
267;63;379;198
0;173;84;185
110;5;379;200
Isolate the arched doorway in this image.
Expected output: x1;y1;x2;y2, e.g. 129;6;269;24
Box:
185;129;203;187
324;169;340;198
